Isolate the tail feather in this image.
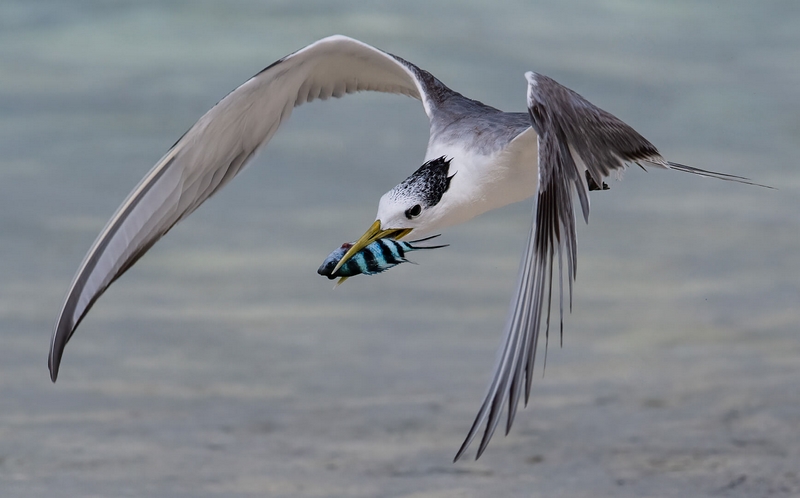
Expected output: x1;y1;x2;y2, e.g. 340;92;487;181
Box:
665;161;773;189
407;233;450;250
408;243;449;250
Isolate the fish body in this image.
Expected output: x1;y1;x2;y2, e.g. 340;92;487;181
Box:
317;235;447;280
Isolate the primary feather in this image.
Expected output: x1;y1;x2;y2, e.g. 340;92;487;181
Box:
48;37;766;462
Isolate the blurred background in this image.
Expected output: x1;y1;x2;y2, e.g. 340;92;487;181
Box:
1;1;798;497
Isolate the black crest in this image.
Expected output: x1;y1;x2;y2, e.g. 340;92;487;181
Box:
395;156;455;207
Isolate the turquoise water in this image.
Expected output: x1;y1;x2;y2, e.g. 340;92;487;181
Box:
1;2;798;496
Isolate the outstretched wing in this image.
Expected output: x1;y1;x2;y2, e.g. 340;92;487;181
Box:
48;35;449;381
455;71;764;460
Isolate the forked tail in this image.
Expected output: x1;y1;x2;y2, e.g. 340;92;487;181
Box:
665;161;773;189
406;234;450;250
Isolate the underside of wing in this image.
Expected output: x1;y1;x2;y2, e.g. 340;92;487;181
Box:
49;35;451;381
454;70;765;461
454;72;643;461
455;127;582;461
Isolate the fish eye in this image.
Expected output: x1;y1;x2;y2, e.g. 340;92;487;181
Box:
405;204;422;219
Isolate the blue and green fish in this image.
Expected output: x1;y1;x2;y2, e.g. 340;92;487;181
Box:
317;235;447;280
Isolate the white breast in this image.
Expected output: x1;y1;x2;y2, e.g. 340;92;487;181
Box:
424;128;539;230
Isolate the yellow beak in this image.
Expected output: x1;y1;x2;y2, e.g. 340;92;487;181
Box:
332;220;413;274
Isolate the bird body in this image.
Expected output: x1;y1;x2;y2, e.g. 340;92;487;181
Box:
420;128;540;230
48;35;763;461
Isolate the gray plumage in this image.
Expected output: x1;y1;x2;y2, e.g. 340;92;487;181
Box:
452;71;767;461
46;36;765;463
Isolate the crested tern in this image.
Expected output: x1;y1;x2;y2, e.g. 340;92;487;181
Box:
47;35;762;460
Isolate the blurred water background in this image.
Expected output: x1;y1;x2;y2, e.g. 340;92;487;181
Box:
1;1;799;496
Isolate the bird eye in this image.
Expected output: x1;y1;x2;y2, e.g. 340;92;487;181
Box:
405;204;422;219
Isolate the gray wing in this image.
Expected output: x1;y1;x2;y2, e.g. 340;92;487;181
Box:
48;35;449;381
454;117;583;462
455;71;764;461
528;72;764;199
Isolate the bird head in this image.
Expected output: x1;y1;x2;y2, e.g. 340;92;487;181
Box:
331;156;455;273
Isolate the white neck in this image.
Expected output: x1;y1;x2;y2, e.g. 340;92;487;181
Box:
422;131;539;231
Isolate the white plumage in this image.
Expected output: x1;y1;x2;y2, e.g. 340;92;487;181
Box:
48;35;762;461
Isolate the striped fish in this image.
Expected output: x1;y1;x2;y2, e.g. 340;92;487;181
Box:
317;235;447;280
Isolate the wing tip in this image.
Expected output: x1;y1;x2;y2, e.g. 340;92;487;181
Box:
453;436;471;462
48;313;77;383
48;341;61;383
48;359;59;383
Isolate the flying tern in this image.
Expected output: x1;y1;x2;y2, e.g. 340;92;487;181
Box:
47;35;762;460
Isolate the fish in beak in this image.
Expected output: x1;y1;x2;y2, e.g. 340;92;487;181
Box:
331;220;412;274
